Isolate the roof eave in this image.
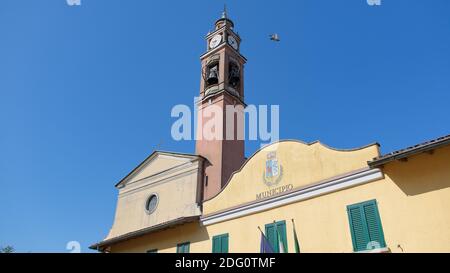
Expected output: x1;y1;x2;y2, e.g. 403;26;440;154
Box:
114;151;205;188
369;137;450;167
89;216;200;252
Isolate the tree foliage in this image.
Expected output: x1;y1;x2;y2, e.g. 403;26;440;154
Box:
0;246;15;253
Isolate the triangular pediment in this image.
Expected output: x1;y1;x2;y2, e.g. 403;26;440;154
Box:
115;151;202;187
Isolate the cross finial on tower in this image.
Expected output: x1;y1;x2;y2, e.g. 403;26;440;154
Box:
222;4;228;19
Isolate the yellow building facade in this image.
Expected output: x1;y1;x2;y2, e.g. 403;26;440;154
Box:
90;12;450;254
92;138;450;253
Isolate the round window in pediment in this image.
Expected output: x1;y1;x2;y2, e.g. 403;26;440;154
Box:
145;194;158;214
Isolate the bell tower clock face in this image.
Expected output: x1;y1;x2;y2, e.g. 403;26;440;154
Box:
209;34;222;49
228;35;238;50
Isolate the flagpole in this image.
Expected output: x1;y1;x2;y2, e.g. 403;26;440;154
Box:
258;226;269;239
258;226;268;240
258;226;275;253
291;218;301;253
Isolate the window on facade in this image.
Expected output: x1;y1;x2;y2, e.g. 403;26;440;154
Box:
212;234;229;253
146;249;158;253
347;199;386;252
145;194;158;214
265;221;287;253
177;242;190;253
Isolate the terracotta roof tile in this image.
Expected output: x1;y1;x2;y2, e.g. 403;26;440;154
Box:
369;134;450;167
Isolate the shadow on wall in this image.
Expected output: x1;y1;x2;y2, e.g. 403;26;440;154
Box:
384;147;450;196
109;222;211;253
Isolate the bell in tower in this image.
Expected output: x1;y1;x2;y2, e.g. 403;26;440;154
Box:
228;62;240;88
206;64;219;86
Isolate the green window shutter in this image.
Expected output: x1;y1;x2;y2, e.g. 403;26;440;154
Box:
347;200;386;252
221;234;229;253
177;242;190;253
277;221;288;253
265;221;288;253
212;234;229;253
212;236;220;253
348;205;369;251
363;202;386;248
265;223;278;252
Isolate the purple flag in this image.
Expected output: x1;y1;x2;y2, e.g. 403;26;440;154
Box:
260;230;275;253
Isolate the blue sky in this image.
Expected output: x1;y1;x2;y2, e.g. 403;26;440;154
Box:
0;0;449;253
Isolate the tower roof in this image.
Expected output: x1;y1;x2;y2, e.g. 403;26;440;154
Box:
215;5;234;29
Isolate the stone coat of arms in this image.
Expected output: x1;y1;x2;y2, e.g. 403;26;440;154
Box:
263;152;283;187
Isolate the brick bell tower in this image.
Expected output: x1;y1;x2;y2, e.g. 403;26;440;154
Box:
196;9;247;200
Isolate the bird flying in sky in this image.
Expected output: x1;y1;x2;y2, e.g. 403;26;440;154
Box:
269;34;280;42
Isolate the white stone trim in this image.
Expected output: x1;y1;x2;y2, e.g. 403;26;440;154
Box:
119;167;199;197
201;168;383;226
